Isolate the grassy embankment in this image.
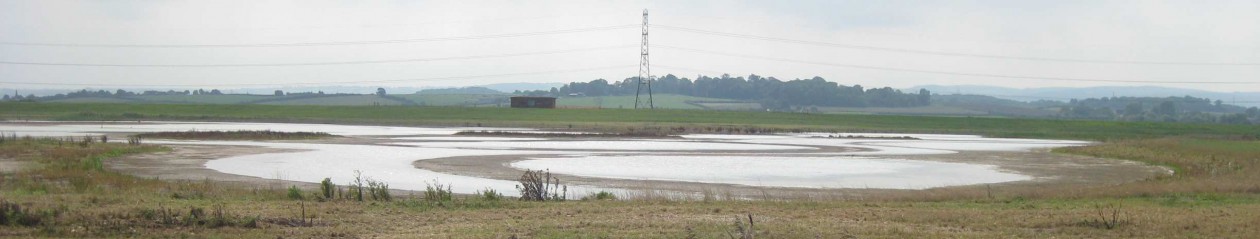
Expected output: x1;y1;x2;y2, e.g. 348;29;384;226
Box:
3;102;1258;140
2;102;1260;237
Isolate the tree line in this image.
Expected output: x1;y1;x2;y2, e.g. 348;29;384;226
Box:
1058;96;1259;124
519;74;930;109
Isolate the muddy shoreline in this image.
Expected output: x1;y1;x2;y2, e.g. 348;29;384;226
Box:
412;149;1171;199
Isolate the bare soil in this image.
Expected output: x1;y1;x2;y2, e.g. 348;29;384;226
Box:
108;144;307;188
0;157;25;173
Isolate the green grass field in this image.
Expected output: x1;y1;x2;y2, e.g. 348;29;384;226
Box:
556;94;726;109
253;95;411;106
133;94;273;104
820;105;988;115
42;97;143;104
395;94;507;107
3;102;1256;140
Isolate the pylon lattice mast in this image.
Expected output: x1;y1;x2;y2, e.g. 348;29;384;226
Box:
634;9;654;109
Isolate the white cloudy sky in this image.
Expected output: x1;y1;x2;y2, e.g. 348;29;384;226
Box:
1;0;1258;92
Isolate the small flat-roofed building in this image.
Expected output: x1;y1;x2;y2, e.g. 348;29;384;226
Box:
510;96;556;108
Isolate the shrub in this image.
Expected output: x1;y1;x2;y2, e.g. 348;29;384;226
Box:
319;178;335;200
477;188;503;201
1082;203;1128;229
582;191;617;201
287;185;304;200
516;169;566;201
0;200;47;227
366;178;391;201
81;155;104;171
127;135;143;145
424;180;453;202
350;170;364;201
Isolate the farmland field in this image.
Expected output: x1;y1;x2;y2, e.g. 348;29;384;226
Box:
556;94;728;109
396;94;507;107
252;94;412;106
133;94;273;104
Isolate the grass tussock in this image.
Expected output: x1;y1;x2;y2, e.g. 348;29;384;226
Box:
133;130;333;140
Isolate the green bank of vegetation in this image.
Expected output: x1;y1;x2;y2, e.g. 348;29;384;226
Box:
3;102;1258;140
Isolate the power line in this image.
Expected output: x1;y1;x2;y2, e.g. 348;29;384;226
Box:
0;45;637;67
0;65;635;87
652;24;1260;66
654;64;730;75
3;10;630;32
656;45;1257;85
0;24;638;48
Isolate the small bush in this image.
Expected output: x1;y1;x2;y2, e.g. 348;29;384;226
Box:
477;188;503;201
81;155;105;171
350;171;365;201
127;135;143;145
582;191;617;201
516;169;566;201
0;200;48;227
424;180;453;202
319;178;335;200
1082;203;1128;229
366;178;391;201
164;204;254;228
287;185;304;200
78;135;91;147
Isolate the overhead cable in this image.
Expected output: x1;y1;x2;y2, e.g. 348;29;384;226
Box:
653;24;1259;66
0;65;635;87
0;25;638;48
657;45;1256;85
0;45;637;67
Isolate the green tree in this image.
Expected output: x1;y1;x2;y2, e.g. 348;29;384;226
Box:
1153;101;1177;116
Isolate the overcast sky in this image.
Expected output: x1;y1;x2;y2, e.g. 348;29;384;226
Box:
2;0;1258;92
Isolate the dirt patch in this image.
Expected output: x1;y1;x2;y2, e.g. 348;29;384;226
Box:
0;157;27;173
109;144;312;189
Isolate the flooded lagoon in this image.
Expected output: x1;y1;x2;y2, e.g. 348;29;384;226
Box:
512;155;1030;189
2;121;1134;197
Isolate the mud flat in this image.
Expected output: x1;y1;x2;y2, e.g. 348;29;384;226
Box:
2;121;1173;199
415;149;1171;199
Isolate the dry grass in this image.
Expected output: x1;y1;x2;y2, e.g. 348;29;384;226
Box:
1054;137;1260;197
2;137;1260;238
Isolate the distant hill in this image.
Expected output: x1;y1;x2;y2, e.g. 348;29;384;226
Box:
230;86;427;95
416;87;503;95
475;83;564;93
909;85;1260;107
